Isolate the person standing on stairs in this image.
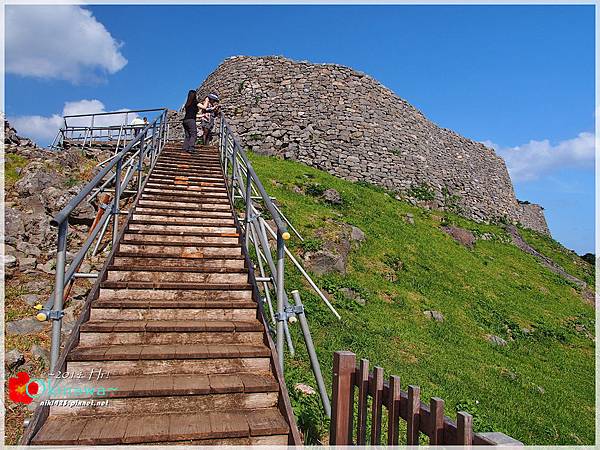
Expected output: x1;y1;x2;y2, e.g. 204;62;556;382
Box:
198;93;220;145
182;90;200;153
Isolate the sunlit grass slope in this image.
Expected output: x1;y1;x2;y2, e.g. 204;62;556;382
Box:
248;152;595;445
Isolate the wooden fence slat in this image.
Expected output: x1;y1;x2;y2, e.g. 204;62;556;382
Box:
387;375;401;445
370;366;384;445
407;385;420;445
356;359;369;445
330;351;356;445
429;397;444;445
457;411;473;445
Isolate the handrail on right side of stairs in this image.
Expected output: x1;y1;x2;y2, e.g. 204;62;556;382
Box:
218;112;336;417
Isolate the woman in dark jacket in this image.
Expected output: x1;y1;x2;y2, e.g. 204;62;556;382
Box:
182;90;200;152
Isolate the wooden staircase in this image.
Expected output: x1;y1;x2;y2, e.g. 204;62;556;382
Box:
30;143;300;445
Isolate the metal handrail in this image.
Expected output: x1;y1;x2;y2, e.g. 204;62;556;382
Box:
37;108;169;372
218;113;336;417
63;107;166;120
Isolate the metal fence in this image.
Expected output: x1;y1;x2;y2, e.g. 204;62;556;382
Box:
50;108;168;152
36;109;169;371
218;113;338;417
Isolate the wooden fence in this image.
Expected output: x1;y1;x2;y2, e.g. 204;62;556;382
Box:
330;351;523;446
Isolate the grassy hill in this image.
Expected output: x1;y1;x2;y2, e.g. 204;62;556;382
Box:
247;152;595;445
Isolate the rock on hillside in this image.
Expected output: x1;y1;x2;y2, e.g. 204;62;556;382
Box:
190;55;549;235
4;120;111;282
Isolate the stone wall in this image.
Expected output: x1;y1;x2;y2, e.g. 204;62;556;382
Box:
516;203;550;235
177;55;549;234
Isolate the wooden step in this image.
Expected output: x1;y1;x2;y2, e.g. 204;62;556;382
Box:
120;239;239;248
117;243;241;257
80;327;263;346
100;281;251;290
124;226;238;236
81;320;263;333
41;373;277;400
154;163;222;171
131;215;235;225
89;306;256;321
68;343;270;362
68;356;271;376
134;206;232;217
148;174;226;186
52;392;278;417
143;188;228;199
97;288;252;302
93;298;255;309
108;264;246;273
145;183;226;193
106;269;248;284
80;320;263;346
137;199;230;210
123;233;238;245
32;408;289;445
112;255;246;269
140;195;230;206
151;170;224;180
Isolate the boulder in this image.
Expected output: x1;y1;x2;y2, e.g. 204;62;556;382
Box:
486;334;508;347
323;188;342;205
339;287;366;306
442;225;476;249
423;310;445;322
3;254;17;268
14;163;62;197
304;250;344;275
350;225;366;243
16;241;42;258
7;317;46;335
20;294;41;307
5;349;25;370
31;344;50;366
405;213;415;225
19;256;37;271
5;206;26;238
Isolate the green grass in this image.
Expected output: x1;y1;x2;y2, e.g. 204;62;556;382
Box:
5;153;29;187
246;152;595;445
519;227;595;287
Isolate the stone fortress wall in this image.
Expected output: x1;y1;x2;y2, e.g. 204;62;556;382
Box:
173;55;550;235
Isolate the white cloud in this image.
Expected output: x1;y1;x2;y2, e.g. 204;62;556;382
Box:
9;100;138;146
482;132;595;182
6;5;127;82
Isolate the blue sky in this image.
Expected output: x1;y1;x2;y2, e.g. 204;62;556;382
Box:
5;4;595;253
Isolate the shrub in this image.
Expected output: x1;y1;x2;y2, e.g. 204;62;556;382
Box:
408;182;435;201
305;182;326;197
301;238;323;253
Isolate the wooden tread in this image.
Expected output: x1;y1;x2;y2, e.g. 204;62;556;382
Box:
81;320;263;333
68;343;270;361
32;408;289;445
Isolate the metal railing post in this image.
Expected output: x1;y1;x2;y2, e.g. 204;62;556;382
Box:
276;230;285;371
49;220;68;372
244;174;252;249
291;290;331;417
112;158;122;246
231;145;238;204
138;132;145;193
